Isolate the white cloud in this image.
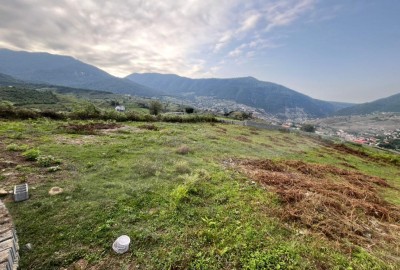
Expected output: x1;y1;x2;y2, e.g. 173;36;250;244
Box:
0;0;317;77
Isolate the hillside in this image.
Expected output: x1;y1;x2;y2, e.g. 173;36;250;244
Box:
0;119;399;269
0;49;160;97
0;86;59;105
127;73;351;118
336;92;400;115
0;72;27;85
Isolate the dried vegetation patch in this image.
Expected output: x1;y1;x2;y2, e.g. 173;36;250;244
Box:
61;122;122;135
233;158;400;259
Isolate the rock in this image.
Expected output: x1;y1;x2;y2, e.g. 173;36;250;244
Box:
49;187;63;196
0;188;8;196
26;243;33;250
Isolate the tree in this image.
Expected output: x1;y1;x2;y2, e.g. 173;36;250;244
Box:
300;124;316;133
149;100;163;115
185;107;194;114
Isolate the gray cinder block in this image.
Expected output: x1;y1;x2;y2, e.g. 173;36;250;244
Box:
13;184;28;202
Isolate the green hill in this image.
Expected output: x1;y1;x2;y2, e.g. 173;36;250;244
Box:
0;86;59;105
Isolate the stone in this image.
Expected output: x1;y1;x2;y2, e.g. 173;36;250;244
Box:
0;188;8;196
25;243;32;250
49;187;63;196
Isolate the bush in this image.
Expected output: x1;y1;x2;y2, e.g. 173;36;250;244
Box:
16;108;39;119
22;149;41;161
40;110;66;120
37;155;62;167
185;107;195;114
71;103;101;120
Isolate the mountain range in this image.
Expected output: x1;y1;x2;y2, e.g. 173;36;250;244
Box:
127;73;353;118
0;48;398;118
0;49;160;97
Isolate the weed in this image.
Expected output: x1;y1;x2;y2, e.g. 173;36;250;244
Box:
133;159;162;177
22;149;41;161
37;155;62;167
176;145;191;155
6;143;28;152
47;165;61;172
174;160;191;174
242;246;300;270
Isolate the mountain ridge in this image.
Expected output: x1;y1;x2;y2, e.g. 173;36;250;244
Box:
336;92;400;115
127;72;352;118
0;49;160;97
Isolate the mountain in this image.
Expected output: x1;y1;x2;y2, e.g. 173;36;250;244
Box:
0;72;26;85
127;73;350;118
0;49;160;97
336;92;400;115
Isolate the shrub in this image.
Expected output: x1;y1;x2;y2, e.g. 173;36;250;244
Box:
71;103;101;120
185;107;195;114
16;108;39;119
22;149;41;161
40;110;66;120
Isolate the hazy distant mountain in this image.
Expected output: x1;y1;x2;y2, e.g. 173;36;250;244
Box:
127;73;350;118
0;49;160;97
336;92;400;115
0;72;26;85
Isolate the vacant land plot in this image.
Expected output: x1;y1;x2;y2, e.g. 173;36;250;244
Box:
0;119;399;269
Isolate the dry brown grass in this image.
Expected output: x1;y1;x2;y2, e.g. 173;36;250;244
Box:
234;158;400;257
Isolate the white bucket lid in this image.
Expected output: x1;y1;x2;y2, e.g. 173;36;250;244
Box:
117;235;130;246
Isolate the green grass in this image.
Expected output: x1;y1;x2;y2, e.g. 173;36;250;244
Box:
0;119;399;269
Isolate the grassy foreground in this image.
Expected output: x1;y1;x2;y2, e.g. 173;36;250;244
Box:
0;119;399;269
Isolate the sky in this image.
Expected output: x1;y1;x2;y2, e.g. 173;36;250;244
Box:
0;0;399;103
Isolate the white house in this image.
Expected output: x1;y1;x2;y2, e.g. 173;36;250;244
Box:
115;105;125;112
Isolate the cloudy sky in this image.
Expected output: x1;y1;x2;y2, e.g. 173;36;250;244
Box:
0;0;399;102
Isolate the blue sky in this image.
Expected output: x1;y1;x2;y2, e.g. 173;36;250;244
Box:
0;0;399;102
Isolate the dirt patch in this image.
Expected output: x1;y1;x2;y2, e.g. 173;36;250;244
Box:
61;122;121;135
0;140;69;193
235;136;252;143
233;158;400;256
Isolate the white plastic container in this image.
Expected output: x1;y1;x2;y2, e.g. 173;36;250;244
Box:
112;235;130;254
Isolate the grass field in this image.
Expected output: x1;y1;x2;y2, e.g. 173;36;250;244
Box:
0;119;399;269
